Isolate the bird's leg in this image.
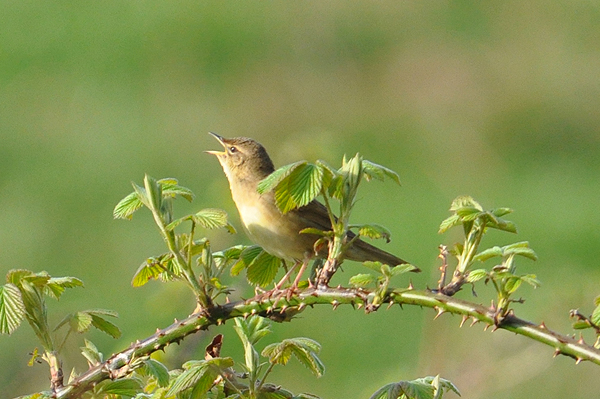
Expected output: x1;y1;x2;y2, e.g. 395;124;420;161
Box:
273;261;301;291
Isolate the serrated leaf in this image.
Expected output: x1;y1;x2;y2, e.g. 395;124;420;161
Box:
492;207;513;217
438;215;461;234
362;261;384;273
0;284;26;334
193;208;230;229
90;314;121;339
504;243;538;261
361;160;400;184
81;339;102;365
455;207;482;221
160;178;195;202
246;252;282;287
488;218;517;234
473;247;503;262
139;359;170;388
257;161;304;194
231;245;263;276
354;224;391;243
391;264;419;276
274;163;324;213
591;304;600;326
572;320;591;330
504;277;522;294
45;277;84;300
113;192;144;220
70;312;93;333
132;257;167;287
466;269;488;283
450;196;483;212
300;228;332;237
97;378;143;397
520;274;540;288
349;274;376;288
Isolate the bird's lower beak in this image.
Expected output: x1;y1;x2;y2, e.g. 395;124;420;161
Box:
205;132;227;156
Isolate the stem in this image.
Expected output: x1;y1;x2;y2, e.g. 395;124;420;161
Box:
49;287;600;399
255;362;276;392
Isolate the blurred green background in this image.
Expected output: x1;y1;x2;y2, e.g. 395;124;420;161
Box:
2;1;600;398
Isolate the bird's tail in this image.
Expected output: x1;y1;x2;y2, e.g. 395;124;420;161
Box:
346;238;421;272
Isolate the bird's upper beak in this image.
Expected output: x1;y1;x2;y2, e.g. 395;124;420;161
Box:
205;132;227;156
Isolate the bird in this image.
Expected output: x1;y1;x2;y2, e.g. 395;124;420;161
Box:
206;132;418;289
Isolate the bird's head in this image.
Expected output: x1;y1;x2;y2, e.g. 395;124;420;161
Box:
206;132;275;183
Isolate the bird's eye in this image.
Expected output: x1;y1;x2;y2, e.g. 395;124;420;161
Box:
229;146;237;153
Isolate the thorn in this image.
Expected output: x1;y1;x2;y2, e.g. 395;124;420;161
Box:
174;318;179;323
337;284;342;289
243;312;249;319
195;325;201;330
576;357;583;365
357;302;363;309
491;325;499;332
155;328;161;333
460;315;468;328
540;322;547;330
280;305;288;313
578;335;585;344
553;348;561;358
408;281;414;290
387;301;394;310
398;303;404;310
217;319;223;325
225;296;230;303
331;300;340;310
251;309;257;315
266;306;273;314
154;344;161;350
433;307;445;320
298;303;306;311
483;324;490;331
470;318;479;327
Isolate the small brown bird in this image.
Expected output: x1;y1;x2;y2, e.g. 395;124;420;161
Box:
207;133;417;287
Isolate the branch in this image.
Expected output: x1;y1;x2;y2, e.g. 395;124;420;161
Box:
48;286;600;399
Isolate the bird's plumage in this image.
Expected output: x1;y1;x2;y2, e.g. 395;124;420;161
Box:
207;133;415;270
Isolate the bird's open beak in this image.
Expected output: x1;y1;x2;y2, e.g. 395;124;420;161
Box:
205;132;226;156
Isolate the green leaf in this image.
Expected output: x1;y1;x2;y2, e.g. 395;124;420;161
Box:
274;163;324;213
0;284;26;334
97;378;143;397
90;313;121;339
193;208;230;230
257;161;304;194
234;315;272;345
438;214;461;234
262;338;324;378
81;339;103;366
353;224;391;243
473;247;503;262
362;261;385;273
246;252;282;287
45;277;84;300
132;257;169;287
466;269;487;283
160;178;194;202
391;264;420;276
113;192;144;220
231;245;263;276
144;174;163;212
300;227;332;237
504;277;522;294
520;274;541;288
492;207;513;217
591;304;600;326
503;242;538;261
139;359;170;388
349;273;376;288
450;196;483;212
361;160;401;184
572;320;591;330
